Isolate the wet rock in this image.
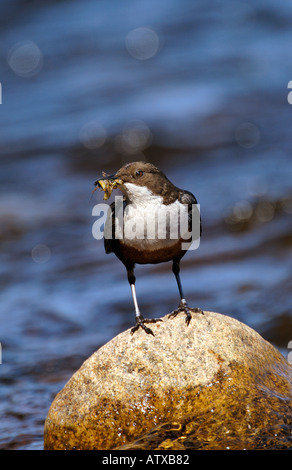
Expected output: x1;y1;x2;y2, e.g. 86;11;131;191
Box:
44;311;292;450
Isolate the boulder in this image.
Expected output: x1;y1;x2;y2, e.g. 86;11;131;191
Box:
44;310;292;450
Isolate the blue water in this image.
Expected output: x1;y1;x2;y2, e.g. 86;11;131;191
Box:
0;0;292;449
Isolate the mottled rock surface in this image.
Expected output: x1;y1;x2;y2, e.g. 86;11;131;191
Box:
44;311;292;450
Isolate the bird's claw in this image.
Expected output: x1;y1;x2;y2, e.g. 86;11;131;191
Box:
131;315;162;336
169;301;204;325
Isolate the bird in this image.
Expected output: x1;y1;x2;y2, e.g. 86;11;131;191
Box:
94;161;203;336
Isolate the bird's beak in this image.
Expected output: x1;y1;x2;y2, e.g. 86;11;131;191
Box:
93;173;123;200
94;173;117;186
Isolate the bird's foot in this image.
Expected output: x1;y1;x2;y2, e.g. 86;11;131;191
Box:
131;315;163;336
169;300;204;326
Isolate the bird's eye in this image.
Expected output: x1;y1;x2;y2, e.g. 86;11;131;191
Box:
135;170;144;177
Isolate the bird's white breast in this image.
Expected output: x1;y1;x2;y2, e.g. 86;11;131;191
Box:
118;183;189;251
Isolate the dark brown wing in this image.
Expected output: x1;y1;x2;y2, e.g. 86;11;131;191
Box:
179;190;202;237
104;198;127;254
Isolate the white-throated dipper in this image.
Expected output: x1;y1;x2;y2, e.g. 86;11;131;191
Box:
94;161;203;336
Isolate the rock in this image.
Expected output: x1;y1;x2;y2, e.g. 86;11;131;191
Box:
44;310;292;450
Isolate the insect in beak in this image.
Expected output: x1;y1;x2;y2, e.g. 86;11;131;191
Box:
93;172;122;200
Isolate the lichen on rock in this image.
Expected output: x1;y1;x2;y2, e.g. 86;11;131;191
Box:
44;311;292;450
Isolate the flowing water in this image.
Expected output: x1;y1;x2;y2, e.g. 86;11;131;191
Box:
0;0;292;449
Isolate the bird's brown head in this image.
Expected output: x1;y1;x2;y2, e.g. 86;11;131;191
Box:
95;161;178;203
115;161;177;201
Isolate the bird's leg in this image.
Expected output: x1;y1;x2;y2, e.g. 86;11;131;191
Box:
127;266;162;336
169;259;203;325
